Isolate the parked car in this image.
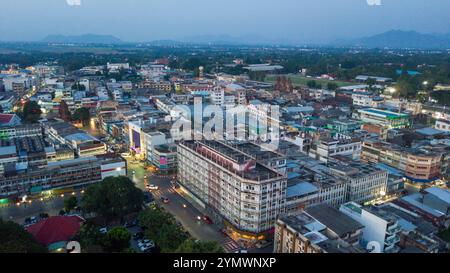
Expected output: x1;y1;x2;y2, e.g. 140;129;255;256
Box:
99;227;108;234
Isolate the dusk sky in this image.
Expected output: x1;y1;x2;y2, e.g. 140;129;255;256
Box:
1;0;450;43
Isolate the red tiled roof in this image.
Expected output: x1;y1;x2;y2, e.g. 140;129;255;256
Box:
26;216;84;246
0;114;14;124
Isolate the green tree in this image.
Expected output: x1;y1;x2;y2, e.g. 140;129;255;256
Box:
81;176;144;222
102;227;131;252
73;221;105;252
327;82;338;91
156;223;189;253
138;207;188;252
175;239;224;253
0;219;47;253
307;80;317;89
72;107;91;126
21;101;42;123
64;196;78;213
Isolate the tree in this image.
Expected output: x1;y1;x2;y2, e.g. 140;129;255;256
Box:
72;107;90;126
138;207;188;252
102;227;131;252
73;221;105;252
156;223;189;253
307;80;317;89
0;219;47;253
21;101;42;123
175;239;224;253
327;82;338;91
64;196;78;212
59;101;71;122
81;176;144;222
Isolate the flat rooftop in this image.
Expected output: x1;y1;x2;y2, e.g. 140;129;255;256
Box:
181;140;284;181
359;108;409;119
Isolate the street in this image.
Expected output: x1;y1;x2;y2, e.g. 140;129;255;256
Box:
126;159;246;253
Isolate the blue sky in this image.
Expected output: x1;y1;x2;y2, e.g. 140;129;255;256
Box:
1;0;450;42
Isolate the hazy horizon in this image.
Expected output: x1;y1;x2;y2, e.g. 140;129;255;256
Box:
1;0;450;43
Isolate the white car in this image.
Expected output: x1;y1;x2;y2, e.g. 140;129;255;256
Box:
99;227;108;234
138;240;155;249
147;184;159;190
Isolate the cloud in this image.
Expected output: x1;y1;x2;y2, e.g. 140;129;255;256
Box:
66;0;81;6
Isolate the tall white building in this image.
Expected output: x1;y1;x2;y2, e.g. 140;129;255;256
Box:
177;140;287;241
339;202;401;253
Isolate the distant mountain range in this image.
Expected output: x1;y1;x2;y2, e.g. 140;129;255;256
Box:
37;30;450;49
334;30;450;49
41;34;124;44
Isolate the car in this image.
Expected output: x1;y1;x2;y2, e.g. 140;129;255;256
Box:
99;227;108;234
147;184;159;190
202;215;213;224
161;197;170;204
235;249;248;254
138;239;154;248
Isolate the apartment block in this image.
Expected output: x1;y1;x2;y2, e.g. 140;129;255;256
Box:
177;140;287;241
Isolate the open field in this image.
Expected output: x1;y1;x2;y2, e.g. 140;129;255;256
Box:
265;74;355;88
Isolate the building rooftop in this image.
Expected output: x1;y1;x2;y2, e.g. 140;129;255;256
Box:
305;204;365;237
181;140;284;181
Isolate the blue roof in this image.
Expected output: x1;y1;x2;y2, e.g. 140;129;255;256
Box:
375;163;404;177
425;187;450;204
287;182;318;198
415;127;444;136
287;172;301;180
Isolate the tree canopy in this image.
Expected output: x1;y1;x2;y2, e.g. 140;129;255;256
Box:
102;227;131;252
81;176;144;222
138;207;188;253
20;101;42;123
64;196;78;213
0;219;47;253
175;239;224;253
72;107;91;126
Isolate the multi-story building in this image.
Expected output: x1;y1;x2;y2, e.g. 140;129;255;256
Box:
177;140;287;241
361;140;442;183
0;155;126;199
340;202;401;253
435;119;450;133
150;144;177;174
274;204;365;253
357;108;410;129
308;137;361;163
328;161;388;204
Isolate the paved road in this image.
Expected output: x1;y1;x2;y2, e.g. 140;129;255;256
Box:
0;192;83;224
126;160;245;253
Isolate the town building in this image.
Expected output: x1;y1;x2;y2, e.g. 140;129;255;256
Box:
274;204;365;253
177;140;287;241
